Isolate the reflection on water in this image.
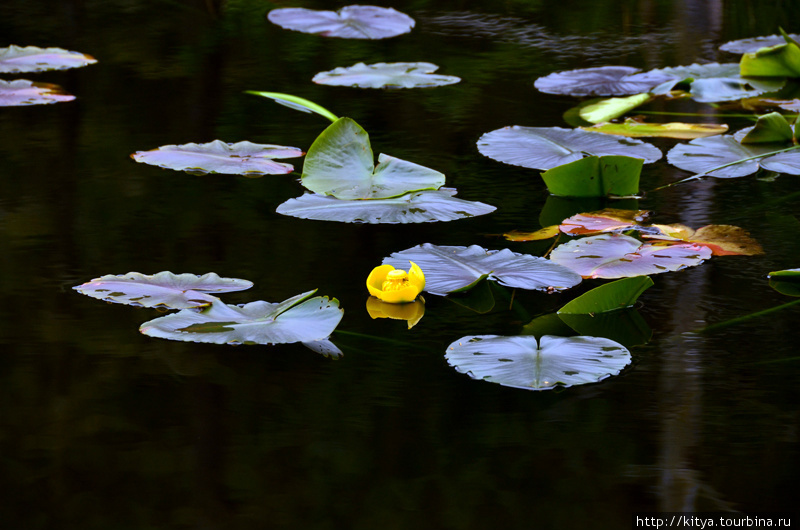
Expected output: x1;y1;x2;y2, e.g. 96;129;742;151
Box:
1;0;799;527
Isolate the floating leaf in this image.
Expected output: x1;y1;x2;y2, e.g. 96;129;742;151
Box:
559;208;651;235
540;155;643;197
533;66;676;96
549;234;712;279
276;188;495;223
558;276;654;315
267;5;415;39
503;225;561;242
312;62;460;89
0;45;97;73
382;243;582;295
645;224;764;256
477;126;661;170
768;268;800;297
73;272;253;309
245;91;339;122
0;79;75;106
578;93;653;124
649;63;785;102
131;140;304;176
740;36;800;78
445;334;631;391
667;135;800;178
740;112;795;144
301;117;445;199
140;290;344;345
721;34;800;54
302;338;343;358
581;119;728;139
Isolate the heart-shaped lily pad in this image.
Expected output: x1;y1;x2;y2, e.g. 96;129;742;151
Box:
0;45;97;73
313;62;460;89
533;66;676;96
267;5;415;39
445;334;631;391
132;140;305;176
0;79;75;106
382;243;582;295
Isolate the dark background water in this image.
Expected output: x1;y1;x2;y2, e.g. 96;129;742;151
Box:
1;1;799;528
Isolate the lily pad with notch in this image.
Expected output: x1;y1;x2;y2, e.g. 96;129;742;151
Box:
445;334;631;391
267;5;415;39
312;62;460;89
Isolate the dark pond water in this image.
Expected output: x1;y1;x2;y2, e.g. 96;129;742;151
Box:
2;1;799;528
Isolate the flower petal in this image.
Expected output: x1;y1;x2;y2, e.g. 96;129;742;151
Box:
408;261;426;291
367;264;395;297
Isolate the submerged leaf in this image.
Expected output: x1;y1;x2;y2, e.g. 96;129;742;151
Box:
581;119;728;139
73;272;254;309
540;155;643;197
140;290;344;345
0;79;74;106
0;45;96;73
445;334;631;391
276;188;495;224
131;140;304;176
313;62;459;89
534;66;675;96
267;5;415;39
383;243;582;295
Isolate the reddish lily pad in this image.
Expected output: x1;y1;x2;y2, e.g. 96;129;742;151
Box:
645;224;764;256
560;209;651;235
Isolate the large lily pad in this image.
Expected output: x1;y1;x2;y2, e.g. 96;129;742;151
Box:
721;34;800;54
276;188;495;224
549;234;712;279
533;66;676;96
73;272;254;309
140;290;344;345
648;63;785;102
667;135;800;178
477;126;662;170
312;62;460;89
302;117;445;199
0;79;75;106
0;45;97;73
132;140;304;176
267;5;415;39
445;334;631;391
382;243;582;295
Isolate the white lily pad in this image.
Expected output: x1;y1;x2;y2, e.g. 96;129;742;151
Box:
534;66;677;96
382;243;582;295
0;45;97;73
131;140;304;176
667;135;800;178
445;334;631;391
267;5;415;39
549;234;712;279
276;188;495;224
477;126;662;170
302;117;445;199
648;63;785;102
0;79;75;106
140;290;344;345
312;62;460;89
720;34;800;54
73;272;254;309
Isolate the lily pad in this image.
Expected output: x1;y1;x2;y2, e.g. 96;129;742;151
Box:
739;112;796;144
477;126;662;170
549;234;712;279
577;93;653;124
540;155;643;197
276;188;496;223
768;268;800;297
740;34;800;78
445;334;631;391
0;45;97;73
267;5;415;39
312;62;460;89
302;117;445;199
73;272;254;309
382;243;582;295
131;140;305;176
0;79;75;106
667;135;800;178
559;209;651;235
645;224;764;256
533;66;676;96
245;91;339;122
721;34;800;54
140;290;343;345
581;119;728;139
648;63;785;102
558;276;654;315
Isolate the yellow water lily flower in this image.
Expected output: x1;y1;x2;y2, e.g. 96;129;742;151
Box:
366;297;425;329
366;261;425;303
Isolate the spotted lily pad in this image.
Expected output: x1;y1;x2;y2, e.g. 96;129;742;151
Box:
382;243;582;295
477;126;662;170
445;334;631;391
549;234;712;279
0;79;75;106
73;272;254;309
312;62;460;89
0;45;97;73
140;290;344;345
267;5;415;39
533;66;676;96
131;140;304;176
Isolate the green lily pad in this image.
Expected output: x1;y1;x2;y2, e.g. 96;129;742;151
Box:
312;62;460;89
581;119;728;139
276;188;495;224
131;140;305;176
667;135;800;178
533;66;676;96
73;272;254;309
302;117;445;199
558;276;654;315
739;112;796;144
557;309;652;348
0;79;75;106
267;5;415;39
740;35;800;78
382;243;582;295
0;45;97;73
477;126;661;170
445;334;631;391
540;155;643;197
140;290;344;345
549;234;712;279
768;268;800;297
577;93;653;124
